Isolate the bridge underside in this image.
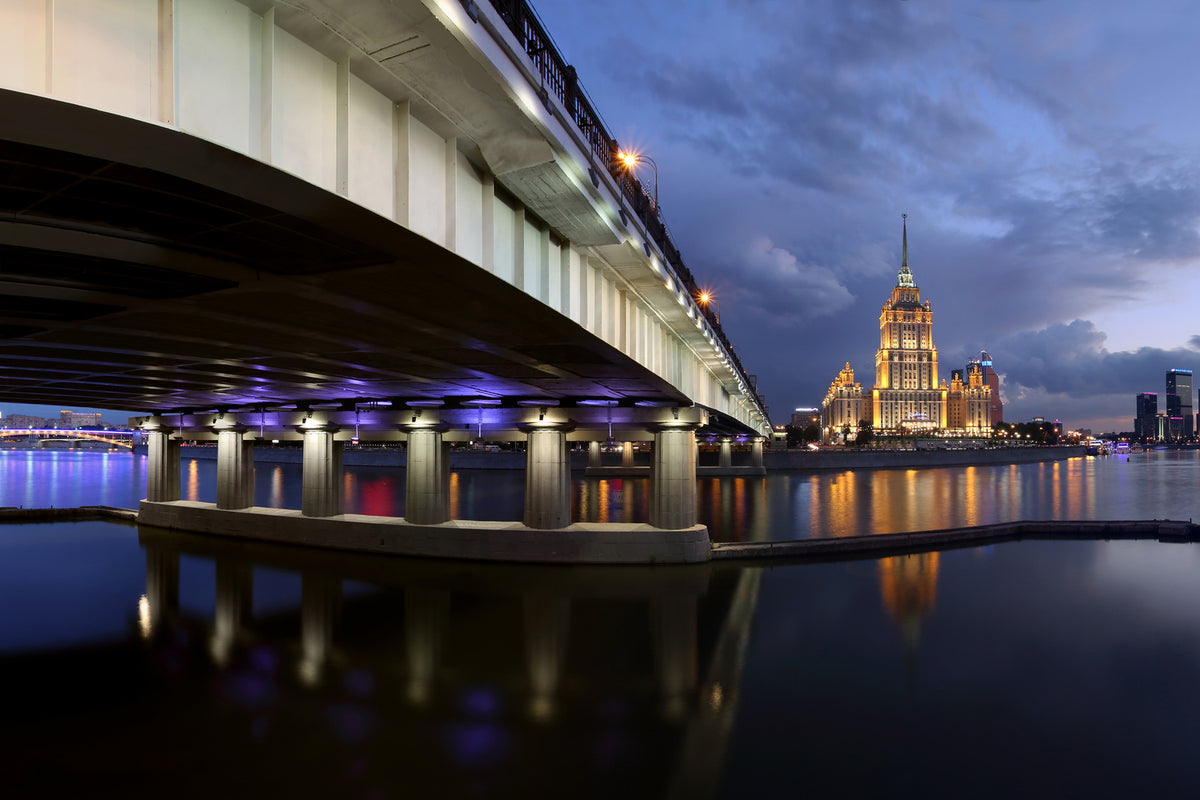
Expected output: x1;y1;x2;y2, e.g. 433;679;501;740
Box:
0;91;759;432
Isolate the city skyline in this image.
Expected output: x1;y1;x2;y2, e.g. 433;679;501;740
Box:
530;0;1200;432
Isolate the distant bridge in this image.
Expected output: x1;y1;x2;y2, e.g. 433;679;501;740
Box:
1;0;771;556
0;429;138;450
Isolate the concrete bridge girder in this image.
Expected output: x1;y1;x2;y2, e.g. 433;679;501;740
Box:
0;0;768;435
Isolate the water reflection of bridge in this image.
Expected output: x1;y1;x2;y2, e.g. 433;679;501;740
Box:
0;429;137;450
137;526;761;798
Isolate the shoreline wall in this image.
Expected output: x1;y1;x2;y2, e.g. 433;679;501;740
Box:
763;445;1085;471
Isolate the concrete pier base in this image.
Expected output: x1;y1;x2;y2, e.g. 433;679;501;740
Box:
138;500;711;564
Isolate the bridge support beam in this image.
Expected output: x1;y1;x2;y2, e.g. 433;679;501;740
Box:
145;429;181;502
588;440;601;470
622;441;636;469
719;436;733;469
751;437;764;468
216;428;254;510
522;424;573;529
302;427;343;517
404;427;450;525
651;425;699;530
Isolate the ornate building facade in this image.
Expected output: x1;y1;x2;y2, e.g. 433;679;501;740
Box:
821;217;993;439
947;362;992;435
820;362;869;442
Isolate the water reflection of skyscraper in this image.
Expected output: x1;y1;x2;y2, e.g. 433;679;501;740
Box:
878;552;940;651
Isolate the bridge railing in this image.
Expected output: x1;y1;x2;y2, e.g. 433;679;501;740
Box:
485;0;768;415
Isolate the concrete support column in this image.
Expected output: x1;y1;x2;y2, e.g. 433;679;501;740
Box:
588;440;601;469
216;428;254;510
404;427;450;524
719;436;733;469
622;441;635;468
145;428;180;502
751;437;764;468
651;426;698;530
302;427;343;517
521;424;573;529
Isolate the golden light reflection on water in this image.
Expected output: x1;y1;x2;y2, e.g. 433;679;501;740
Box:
137;593;152;639
185;459;200;501
878;552;941;648
271;466;286;507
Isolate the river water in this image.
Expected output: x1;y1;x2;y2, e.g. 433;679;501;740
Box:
3;450;1200;797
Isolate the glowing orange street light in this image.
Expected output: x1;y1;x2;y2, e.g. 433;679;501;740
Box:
697;290;720;324
617;150;658;211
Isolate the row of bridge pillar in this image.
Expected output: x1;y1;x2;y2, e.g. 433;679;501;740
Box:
144;422;762;531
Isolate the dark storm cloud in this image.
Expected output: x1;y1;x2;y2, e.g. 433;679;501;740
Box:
983;319;1200;397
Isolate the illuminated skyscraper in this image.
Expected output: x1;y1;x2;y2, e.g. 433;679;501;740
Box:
1166;369;1193;439
871;216;948;432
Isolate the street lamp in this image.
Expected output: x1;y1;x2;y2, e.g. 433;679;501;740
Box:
617;150;658;211
697;290;720;324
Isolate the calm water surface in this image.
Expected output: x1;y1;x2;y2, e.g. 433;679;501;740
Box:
1;448;1197;540
3;450;1200;796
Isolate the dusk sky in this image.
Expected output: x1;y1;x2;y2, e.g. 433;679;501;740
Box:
532;0;1200;433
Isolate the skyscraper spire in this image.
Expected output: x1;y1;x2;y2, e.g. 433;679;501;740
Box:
897;213;914;288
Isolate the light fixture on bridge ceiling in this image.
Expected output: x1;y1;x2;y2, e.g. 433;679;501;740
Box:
588;167;600;188
537;86;553;112
618;207;628;227
458;0;480;23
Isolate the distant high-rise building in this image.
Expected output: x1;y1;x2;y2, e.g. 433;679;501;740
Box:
1135;392;1158;440
979;350;1003;424
1166;370;1193;439
791;408;820;429
59;410;102;428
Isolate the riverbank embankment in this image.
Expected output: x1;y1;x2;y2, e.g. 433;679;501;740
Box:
764;445;1085;471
